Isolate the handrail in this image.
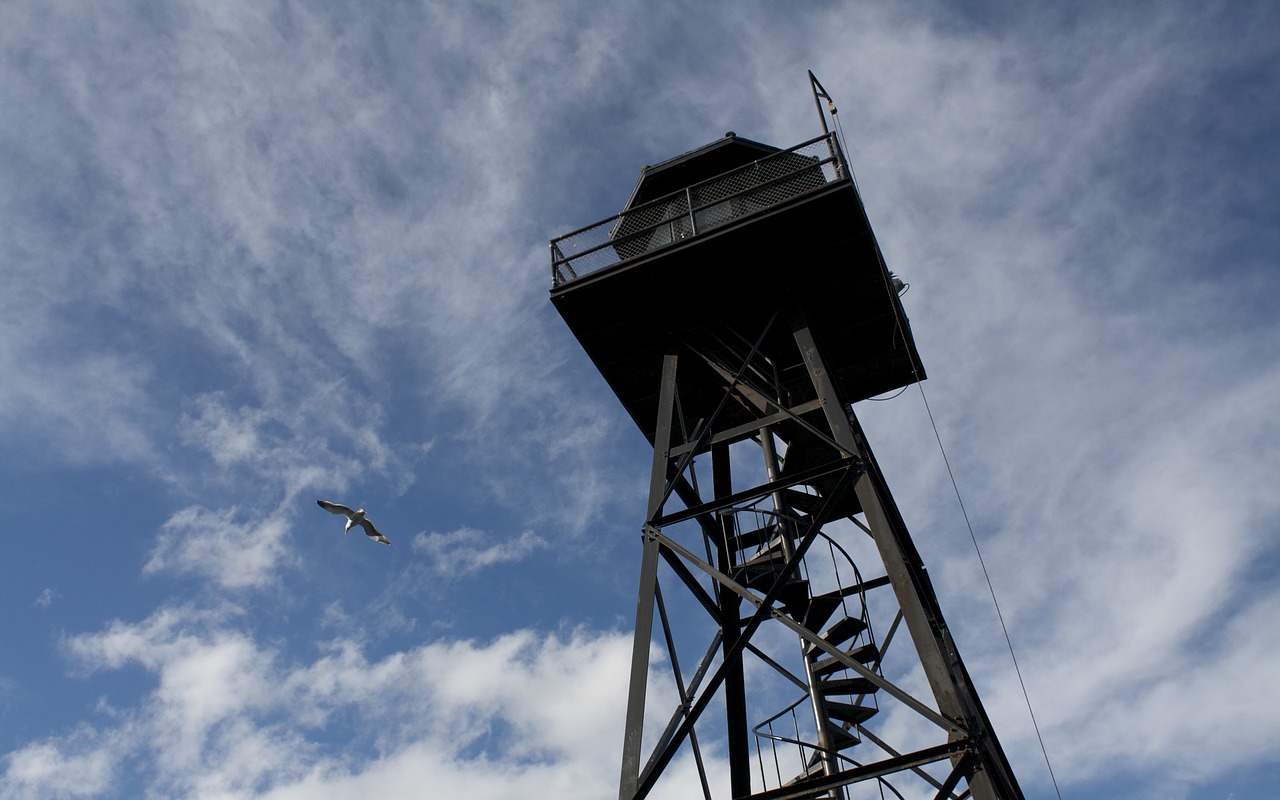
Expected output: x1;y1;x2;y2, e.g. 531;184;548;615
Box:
744;526;881;791
550;133;846;287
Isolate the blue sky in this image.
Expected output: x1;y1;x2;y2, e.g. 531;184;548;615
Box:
1;2;1278;798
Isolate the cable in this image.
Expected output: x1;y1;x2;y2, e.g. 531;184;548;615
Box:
916;380;1064;800
867;385;909;402
822;76;1062;795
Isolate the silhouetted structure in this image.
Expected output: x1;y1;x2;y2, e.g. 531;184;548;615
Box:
551;110;1022;800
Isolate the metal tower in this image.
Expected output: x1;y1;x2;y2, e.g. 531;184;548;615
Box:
549;103;1023;800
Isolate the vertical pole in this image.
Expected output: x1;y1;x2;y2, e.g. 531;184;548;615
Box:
794;313;1022;800
647;354;680;523
620;354;681;800
713;441;752;798
808;70;832;136
620;531;661;800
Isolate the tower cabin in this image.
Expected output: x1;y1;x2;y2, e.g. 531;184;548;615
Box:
549;131;924;446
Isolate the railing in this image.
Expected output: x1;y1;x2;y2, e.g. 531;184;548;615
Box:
550;133;846;287
748;530;881;793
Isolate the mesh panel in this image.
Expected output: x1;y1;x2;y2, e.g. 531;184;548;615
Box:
551;135;844;287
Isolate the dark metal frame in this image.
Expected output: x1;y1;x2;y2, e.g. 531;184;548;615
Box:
615;309;1023;800
548;105;1020;799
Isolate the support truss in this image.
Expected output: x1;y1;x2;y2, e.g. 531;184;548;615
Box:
618;310;1023;800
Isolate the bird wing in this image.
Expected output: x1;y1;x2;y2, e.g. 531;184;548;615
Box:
358;518;391;544
317;500;356;518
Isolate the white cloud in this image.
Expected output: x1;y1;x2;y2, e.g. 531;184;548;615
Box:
179;391;423;506
1;3;1277;799
184;398;266;469
411;527;548;577
0;339;159;468
2;732;116;800
28;607;661;799
144;506;294;590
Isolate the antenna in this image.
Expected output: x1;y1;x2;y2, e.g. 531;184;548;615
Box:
809;69;837;135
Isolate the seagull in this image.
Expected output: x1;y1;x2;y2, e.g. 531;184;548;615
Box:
316;500;392;545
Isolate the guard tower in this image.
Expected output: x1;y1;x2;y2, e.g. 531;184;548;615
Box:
549;92;1023;800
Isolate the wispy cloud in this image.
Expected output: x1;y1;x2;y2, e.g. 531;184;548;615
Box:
25;606;651;799
3;735;116;800
1;2;1276;799
411;527;548;578
144;507;294;590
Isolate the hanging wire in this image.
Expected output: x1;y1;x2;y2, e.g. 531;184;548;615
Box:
867;384;910;402
916;383;1063;800
817;74;1064;799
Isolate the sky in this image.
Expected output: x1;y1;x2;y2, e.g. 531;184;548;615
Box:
1;1;1278;799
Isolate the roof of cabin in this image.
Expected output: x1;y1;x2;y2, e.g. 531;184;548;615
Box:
621;132;781;210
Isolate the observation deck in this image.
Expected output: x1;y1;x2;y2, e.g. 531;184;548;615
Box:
549;132;924;445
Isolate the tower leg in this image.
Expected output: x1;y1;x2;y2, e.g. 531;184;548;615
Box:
713;440;753;798
794;313;1023;800
619;354;680;800
846;415;1021;799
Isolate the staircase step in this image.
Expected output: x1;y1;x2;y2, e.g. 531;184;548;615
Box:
740;536;788;567
736;565;811;620
779;428;838;476
734;555;800;592
783;761;833;793
778;427;863;515
802;593;843;634
735;560;786;588
780;483;862;522
776;580;812;619
814;480;863;519
827;724;860;750
825;702;878;727
780;783;830;800
734;557;774;578
803;726;860;763
729;523;777;553
780;488;824;516
821;615;867;648
812;644;879;677
790;722;862;791
818;676;879;696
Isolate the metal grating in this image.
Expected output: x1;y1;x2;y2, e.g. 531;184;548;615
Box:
551;133;846;287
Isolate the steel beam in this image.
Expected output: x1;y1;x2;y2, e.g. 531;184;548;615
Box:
793;317;1023;800
620;354;680;800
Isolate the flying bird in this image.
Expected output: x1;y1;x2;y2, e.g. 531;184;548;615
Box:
316;500;392;545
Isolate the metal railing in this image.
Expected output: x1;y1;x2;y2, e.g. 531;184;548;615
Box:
550;133;846;287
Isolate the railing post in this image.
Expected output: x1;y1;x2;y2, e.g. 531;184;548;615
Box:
686;187;698;236
827;132;844;180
